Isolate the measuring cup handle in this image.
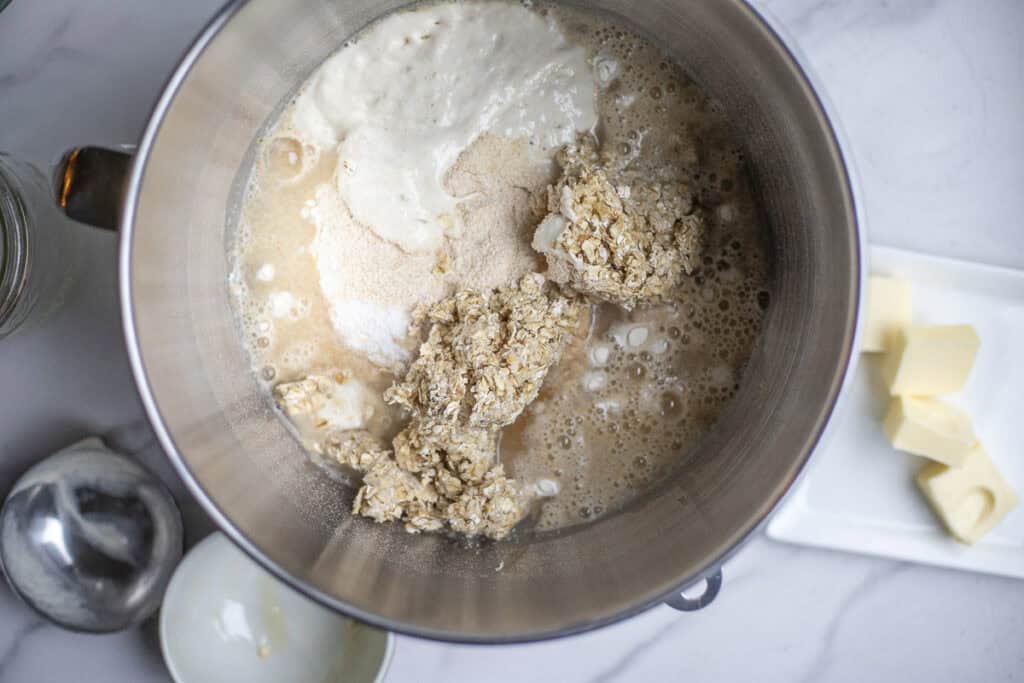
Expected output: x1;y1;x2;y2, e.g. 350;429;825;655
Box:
53;146;134;231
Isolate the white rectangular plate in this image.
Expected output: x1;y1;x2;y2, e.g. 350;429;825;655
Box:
767;245;1024;578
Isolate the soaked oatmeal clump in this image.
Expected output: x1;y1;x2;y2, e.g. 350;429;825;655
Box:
533;135;704;310
278;274;580;539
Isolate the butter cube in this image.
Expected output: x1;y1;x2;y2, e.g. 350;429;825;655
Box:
916;444;1019;544
862;275;912;352
883;396;975;465
881;324;979;395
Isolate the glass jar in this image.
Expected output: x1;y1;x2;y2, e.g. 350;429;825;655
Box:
0;153;84;338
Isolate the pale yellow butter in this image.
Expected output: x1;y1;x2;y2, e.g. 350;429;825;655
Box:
883;396;975;466
881;324;979;395
916;444;1019;544
862;275;912;352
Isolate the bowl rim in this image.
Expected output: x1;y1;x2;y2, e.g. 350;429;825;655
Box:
159;532;395;683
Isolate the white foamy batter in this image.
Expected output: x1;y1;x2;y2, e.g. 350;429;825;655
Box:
290;1;597;254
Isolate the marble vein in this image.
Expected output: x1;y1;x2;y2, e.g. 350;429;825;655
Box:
0;620;47;678
778;0;938;34
0;10;87;87
587;615;687;683
798;562;911;683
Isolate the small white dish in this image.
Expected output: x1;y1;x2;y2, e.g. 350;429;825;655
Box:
769;245;1024;579
160;533;393;683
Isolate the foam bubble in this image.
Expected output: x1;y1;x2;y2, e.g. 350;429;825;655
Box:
256;263;275;282
626;326;649;347
583;370;608;391
268;291;296;318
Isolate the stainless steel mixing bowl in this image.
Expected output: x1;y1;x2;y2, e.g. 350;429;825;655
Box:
66;0;863;642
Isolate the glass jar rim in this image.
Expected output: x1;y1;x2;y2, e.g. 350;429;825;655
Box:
0;158;30;325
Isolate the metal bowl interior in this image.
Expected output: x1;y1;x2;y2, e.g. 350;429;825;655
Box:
121;0;860;642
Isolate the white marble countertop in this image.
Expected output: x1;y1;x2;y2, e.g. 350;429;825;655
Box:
1;0;1022;680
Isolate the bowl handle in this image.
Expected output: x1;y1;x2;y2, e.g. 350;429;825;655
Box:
664;568;722;611
53;146;134;231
